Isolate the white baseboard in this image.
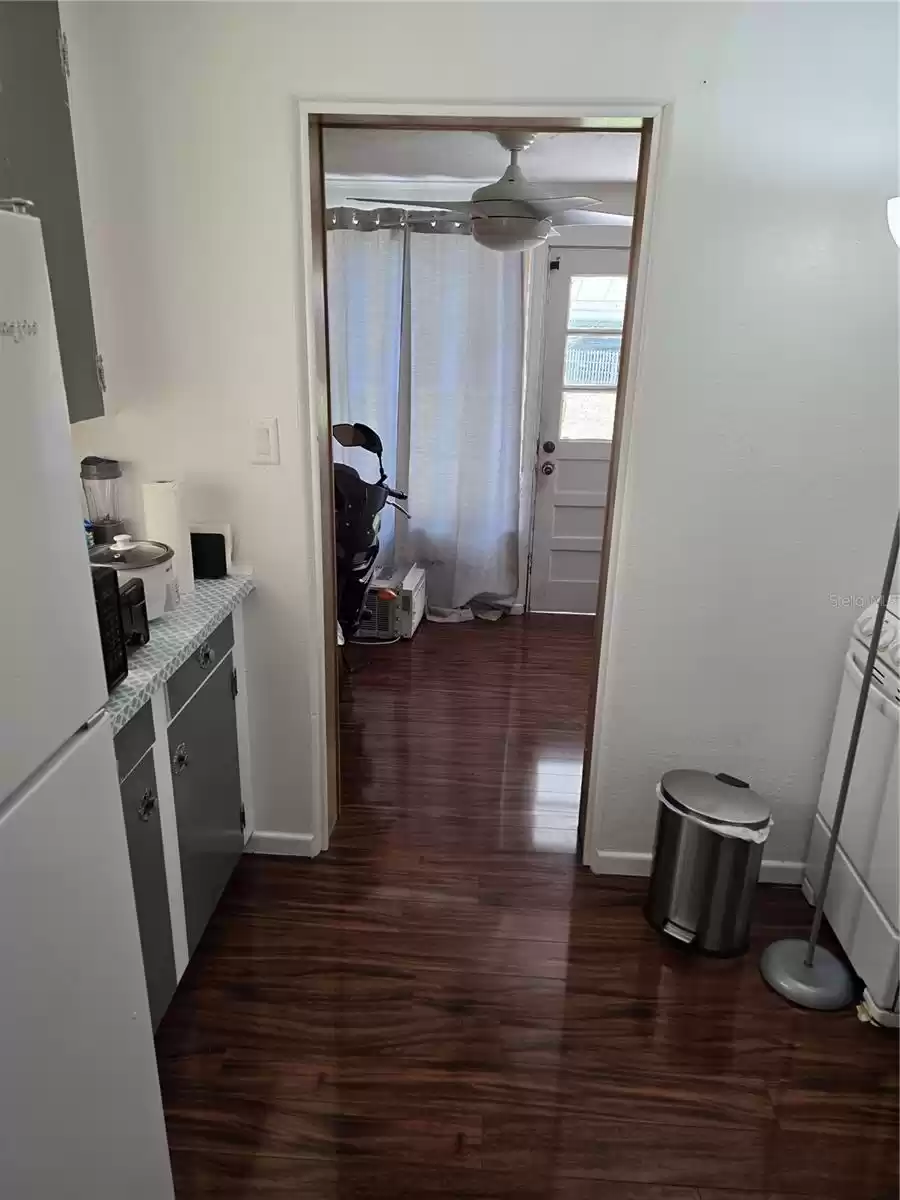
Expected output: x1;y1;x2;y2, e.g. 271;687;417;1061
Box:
759;860;805;885
246;830;319;857
591;849;804;885
593;850;652;877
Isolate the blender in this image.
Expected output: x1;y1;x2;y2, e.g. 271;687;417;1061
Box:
80;457;126;544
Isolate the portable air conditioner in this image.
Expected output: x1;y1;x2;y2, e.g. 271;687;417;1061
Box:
355;564;427;642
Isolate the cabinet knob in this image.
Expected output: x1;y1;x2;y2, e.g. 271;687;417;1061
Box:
137;789;157;822
172;742;190;774
197;642;216;669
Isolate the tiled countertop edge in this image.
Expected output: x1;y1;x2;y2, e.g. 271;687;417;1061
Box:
106;576;255;734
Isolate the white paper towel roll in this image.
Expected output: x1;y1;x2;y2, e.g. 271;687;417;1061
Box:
142;480;195;595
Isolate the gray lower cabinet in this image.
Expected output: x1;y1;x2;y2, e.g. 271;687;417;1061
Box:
119;750;177;1030
168;653;244;956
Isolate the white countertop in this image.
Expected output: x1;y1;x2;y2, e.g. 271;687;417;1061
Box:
106;576;254;734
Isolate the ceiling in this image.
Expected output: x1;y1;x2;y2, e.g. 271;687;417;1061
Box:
323;129;640;212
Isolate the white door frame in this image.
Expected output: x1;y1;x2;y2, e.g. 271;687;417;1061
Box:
295;101;665;863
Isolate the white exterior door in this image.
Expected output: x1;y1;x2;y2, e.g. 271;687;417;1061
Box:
528;248;630;614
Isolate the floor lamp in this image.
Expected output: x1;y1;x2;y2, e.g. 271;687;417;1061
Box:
760;198;900;1010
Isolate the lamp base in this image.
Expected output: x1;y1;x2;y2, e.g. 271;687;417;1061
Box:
760;939;855;1011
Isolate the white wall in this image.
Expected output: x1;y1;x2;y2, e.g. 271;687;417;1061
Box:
61;1;898;871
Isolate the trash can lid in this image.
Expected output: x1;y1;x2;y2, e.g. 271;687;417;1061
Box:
660;769;771;829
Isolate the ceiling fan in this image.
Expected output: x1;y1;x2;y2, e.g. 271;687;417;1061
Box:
349;131;632;253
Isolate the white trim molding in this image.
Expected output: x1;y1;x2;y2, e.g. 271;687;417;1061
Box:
758;860;806;886
295;99;663;862
150;688;189;979
231;603;256;845
580;109;666;866
592;849;804;886
295;109;332;857
247;831;319;857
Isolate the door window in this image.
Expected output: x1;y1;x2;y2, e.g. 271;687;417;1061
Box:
559;275;626;441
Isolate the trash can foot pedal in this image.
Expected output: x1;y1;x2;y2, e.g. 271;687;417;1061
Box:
663;920;695;944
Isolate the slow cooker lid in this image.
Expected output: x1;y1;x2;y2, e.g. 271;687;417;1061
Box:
660;769;771;829
90;535;173;570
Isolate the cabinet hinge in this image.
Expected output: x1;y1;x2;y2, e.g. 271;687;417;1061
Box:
239;804;246;833
58;28;70;79
95;352;107;394
230;667;239;699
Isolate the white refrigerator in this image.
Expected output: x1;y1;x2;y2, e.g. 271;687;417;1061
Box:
0;209;174;1196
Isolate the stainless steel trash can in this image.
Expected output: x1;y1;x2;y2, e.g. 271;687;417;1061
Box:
645;769;772;956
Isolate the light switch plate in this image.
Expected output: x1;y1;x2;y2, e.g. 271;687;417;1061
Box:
252;417;280;465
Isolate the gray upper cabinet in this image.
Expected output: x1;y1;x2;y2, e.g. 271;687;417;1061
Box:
0;1;104;423
169;654;244;957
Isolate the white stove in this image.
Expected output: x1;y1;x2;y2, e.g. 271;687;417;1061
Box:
804;598;900;1025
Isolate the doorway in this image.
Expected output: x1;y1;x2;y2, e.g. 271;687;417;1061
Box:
529;247;630;614
302;111;655;859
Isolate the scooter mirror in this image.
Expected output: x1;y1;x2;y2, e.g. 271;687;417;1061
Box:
353;423;383;457
332;423;359;448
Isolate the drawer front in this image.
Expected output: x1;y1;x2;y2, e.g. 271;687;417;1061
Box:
166;613;234;721
168;652;244;956
120;750;177;1030
113;702;155;783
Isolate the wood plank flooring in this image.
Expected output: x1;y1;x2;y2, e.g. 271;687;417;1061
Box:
156;616;899;1199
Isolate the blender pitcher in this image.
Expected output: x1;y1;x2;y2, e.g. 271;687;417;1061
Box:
80;457;125;544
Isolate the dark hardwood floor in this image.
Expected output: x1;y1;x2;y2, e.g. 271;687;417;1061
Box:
156;616;899;1199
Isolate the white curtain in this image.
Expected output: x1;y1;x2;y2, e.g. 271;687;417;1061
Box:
403;234;524;611
326;228;404;562
326;225;525;611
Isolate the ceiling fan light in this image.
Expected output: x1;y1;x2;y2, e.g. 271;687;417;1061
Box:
472;216;552;253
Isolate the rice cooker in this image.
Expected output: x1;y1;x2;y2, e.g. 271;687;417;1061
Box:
89;534;179;620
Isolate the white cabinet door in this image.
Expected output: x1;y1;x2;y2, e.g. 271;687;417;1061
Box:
528;248;629;614
0;211;108;801
0;714;173;1197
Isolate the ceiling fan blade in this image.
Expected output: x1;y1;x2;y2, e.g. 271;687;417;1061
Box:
347;197;476;215
531;194;604;207
523;195;604;218
552;209;633;227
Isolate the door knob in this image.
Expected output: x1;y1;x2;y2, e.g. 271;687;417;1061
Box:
197;642;216;669
542;440;556;454
541;462;555;476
